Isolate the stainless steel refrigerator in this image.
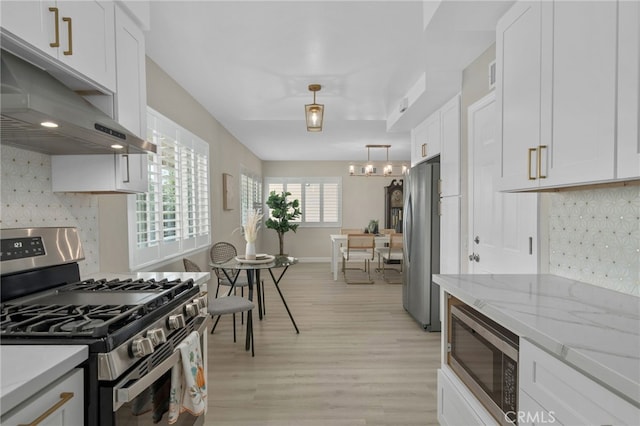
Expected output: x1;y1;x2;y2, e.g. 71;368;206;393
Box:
402;160;440;331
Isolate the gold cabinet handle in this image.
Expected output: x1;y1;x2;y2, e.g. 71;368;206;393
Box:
537;145;547;179
527;147;537;180
62;17;72;55
421;143;427;158
18;392;74;426
48;7;59;47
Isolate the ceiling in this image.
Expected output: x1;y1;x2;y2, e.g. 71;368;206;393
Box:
145;1;513;162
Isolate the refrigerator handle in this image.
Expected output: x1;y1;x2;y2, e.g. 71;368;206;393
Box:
404;194;412;262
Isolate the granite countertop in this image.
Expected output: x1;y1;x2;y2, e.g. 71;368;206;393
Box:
0;345;88;414
433;274;640;406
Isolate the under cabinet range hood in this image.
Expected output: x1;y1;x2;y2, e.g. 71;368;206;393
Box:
0;51;156;155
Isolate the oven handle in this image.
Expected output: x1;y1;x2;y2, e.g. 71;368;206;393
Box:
112;314;211;411
114;350;179;410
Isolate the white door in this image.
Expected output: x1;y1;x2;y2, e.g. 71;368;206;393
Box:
468;93;538;274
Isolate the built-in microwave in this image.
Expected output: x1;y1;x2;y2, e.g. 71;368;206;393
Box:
448;302;519;425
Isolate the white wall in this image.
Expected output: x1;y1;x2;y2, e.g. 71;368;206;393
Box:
261;161;399;259
98;57;263;273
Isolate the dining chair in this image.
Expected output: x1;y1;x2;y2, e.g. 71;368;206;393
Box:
341;233;376;284
210;242;265;317
182;258;255;356
374;233;403;283
380;228;395;235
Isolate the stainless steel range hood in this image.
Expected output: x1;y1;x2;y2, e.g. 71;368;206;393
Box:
1;51;156;155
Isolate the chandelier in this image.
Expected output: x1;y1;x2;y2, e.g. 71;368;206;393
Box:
349;144;408;177
305;84;324;132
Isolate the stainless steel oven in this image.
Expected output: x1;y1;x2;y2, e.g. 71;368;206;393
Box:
108;315;209;426
1;227;211;426
448;303;519;425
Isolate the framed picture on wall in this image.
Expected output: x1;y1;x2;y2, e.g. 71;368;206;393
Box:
223;173;235;210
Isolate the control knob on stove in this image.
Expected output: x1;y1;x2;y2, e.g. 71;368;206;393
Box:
167;314;186;330
131;336;154;358
193;295;207;310
184;302;200;318
146;328;166;347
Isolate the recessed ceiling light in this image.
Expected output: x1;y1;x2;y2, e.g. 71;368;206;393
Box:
111;144;124;149
40;121;58;128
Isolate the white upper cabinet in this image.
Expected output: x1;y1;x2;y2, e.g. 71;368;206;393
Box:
114;3;147;138
440;94;461;197
617;0;640;179
411;109;441;166
1;0;116;92
541;1;617;187
1;0;52;53
497;0;636;191
497;1;543;191
52;153;148;193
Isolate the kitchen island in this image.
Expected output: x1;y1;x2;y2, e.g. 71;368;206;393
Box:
433;274;639;425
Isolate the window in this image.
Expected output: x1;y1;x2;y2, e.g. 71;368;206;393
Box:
128;108;210;270
240;170;262;224
264;177;342;227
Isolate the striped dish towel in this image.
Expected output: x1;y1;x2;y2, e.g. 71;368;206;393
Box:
168;331;207;424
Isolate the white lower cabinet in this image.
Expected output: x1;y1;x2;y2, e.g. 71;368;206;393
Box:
1;368;84;426
520;339;639;425
517;391;556;426
438;367;497;426
52;153;148;193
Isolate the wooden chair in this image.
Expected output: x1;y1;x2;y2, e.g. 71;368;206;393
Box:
374;233;403;283
183;258;255;356
340;233;375;284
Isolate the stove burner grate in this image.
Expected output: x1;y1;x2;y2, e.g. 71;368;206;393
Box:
59;318;106;332
0;278;196;339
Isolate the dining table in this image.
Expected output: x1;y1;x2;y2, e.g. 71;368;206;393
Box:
329;234;390;281
210;255;300;351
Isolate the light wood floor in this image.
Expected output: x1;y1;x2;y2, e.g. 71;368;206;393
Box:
205;262;441;426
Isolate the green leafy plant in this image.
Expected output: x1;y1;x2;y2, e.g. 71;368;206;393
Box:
265;191;302;255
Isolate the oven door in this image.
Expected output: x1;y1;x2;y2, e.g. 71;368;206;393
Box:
107;315;211;426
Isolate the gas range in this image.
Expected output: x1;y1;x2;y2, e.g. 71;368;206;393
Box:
0;227;210;425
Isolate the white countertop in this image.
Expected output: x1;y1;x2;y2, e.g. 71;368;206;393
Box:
0;345;88;414
433;274;640;406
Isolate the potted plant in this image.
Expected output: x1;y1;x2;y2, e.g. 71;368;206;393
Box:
265;191;302;256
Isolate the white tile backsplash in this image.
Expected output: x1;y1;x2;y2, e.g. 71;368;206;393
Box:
548;185;640;296
0;145;100;276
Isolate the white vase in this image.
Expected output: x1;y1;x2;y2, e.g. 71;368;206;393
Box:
245;241;256;260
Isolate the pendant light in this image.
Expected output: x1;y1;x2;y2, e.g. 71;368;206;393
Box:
349;144;408;177
305;84;324;132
